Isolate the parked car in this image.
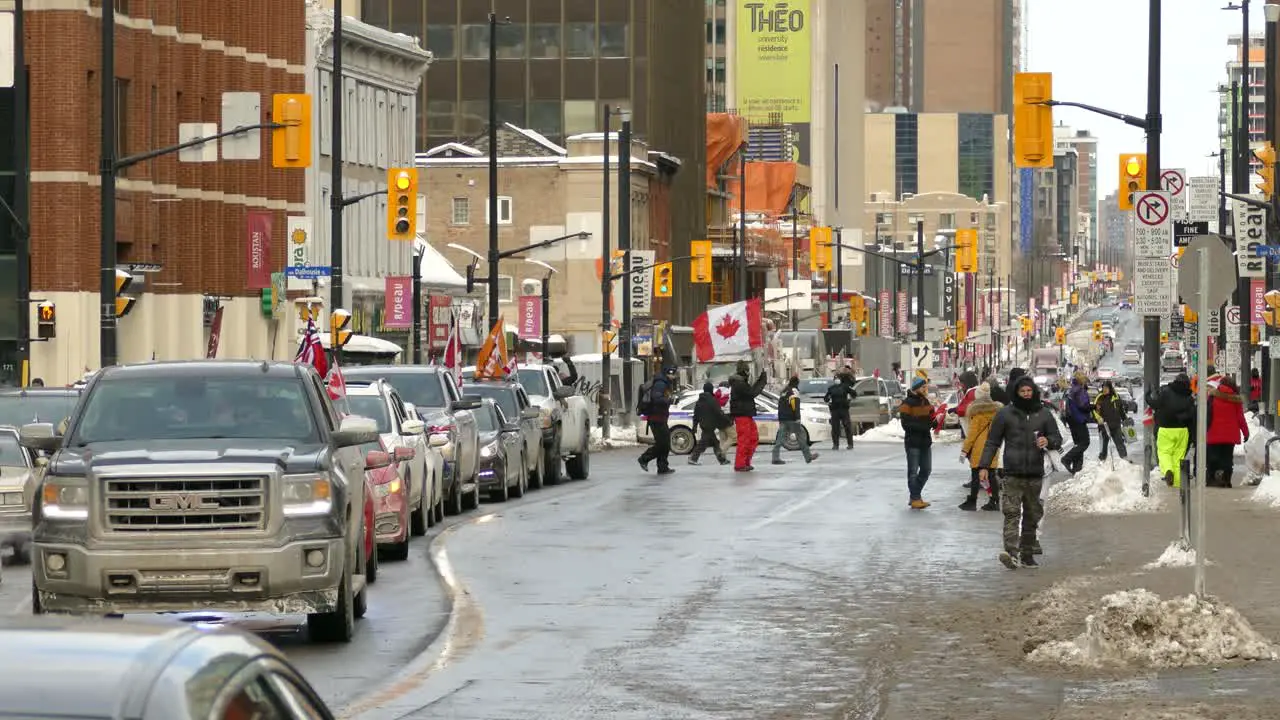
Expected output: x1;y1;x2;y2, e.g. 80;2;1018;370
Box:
0;387;83;431
796;377;835;404
363;436;411;561
344;366;482;515
848;376;898;429
473;399;528;501
360;447;380;585
0;616;338;719
0;426;34;565
1122;348;1141;365
344;379;442;536
513;363;593;481
638;390;831;454
462;380;546;489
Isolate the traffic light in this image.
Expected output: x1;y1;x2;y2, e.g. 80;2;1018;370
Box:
386;168;418;241
1255;143;1276;198
1252;325;1261;345
1092;319;1103;342
1013;72;1054;169
956;319;968;343
1117;153;1147;211
954;228;978;273
690;240;713;283
330;308;353;348
115;270;136;318
1266;290;1280;326
36;301;55;340
271;93;313;169
1160;331;1169;344
849;294;865;326
654;262;673;297
809;226;832;273
1182;306;1198;323
1055;326;1066;345
602;329;617;353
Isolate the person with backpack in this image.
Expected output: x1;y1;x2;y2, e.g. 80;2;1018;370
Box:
637;366;678;475
729;361;768;472
1060;372;1093;474
1093;380;1130;462
689;381;731;466
772;376;819;465
1205;375;1249;488
1151;373;1195;489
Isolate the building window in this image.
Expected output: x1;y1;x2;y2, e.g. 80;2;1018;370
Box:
485;196;513;225
705;19;725;44
451;197;470;225
893;113;918;197
427;100;455;135
938;213;954;229
460;100;486;135
599;23;628;57
496;276;515;304
426;25;456;59
114;78;130;159
462;24;489;58
875;212;892;226
390;0;422;40
495;100;525;127
531;24;562;58
564;100;596;135
528;100;563;141
566;23;595;57
496;22;526;59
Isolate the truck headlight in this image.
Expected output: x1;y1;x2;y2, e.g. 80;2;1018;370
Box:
283;475;333;517
41;479;89;520
480;443;497;458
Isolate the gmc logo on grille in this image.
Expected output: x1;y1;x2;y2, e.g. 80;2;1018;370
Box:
149;493;220;511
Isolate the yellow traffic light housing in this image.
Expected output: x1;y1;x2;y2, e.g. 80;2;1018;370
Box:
1055;326;1066;345
1255;143;1276;198
690;240;713;283
602;329;618;353
386;168;419;241
1013;73;1054;169
271;94;313;169
1093;320;1102;333
36;301;55;340
1021;316;1033;334
330;308;353;349
849;295;865;325
1252;325;1261;345
1160;331;1169;344
954;228;979;273
809;227;832;273
654;262;674;297
1265;290;1280;327
1118;153;1147;211
1183;306;1198;323
114;270;136;318
956;319;968;343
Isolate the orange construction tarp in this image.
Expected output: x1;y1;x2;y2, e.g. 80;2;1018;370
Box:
706;113;747;189
727;162;797;215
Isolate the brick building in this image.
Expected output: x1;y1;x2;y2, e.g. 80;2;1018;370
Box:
15;0;307;384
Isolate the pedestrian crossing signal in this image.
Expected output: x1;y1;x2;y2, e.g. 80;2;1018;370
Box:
602;329;617;353
36;302;55;340
114;270;137;318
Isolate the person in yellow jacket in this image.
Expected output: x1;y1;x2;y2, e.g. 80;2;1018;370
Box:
959;381;1002;511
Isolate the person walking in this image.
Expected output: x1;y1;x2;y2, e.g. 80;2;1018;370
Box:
637;366;678;475
1094;380;1130;462
1249;368;1262;413
1150;373;1196;489
959;381;1002;511
899;377;936;509
772;376;820;465
824;372;856;449
978;375;1063;569
688;381;731;466
1060;372;1094;474
1205;375;1249;488
729;362;768;472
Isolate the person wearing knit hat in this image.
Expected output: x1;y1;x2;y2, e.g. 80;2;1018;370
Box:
1059;372;1094;474
899;376;936;509
688;381;731;466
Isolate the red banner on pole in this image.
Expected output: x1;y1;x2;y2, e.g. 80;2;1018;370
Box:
206;305;224;359
517;295;542;339
428;295;453;350
1252;278;1266;325
383;276;412;329
246;210;272;289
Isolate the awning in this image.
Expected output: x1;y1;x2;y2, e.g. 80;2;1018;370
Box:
418;239;467;291
319;332;403;355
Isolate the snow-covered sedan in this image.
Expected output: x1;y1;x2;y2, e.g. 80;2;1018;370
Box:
637;390;831;455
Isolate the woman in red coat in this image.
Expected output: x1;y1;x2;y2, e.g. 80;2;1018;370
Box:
1205;376;1250;488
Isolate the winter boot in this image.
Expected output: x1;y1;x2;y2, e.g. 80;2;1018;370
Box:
1019;553;1039;568
998;551;1019;570
1164;470;1175;487
1212;470;1225;488
980;498;1000;511
958;499;978;511
1031;540;1043;555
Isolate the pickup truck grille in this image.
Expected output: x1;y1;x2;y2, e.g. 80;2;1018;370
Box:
103;477;266;532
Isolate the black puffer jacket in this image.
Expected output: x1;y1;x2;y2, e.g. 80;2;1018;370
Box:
898;392;935;449
1152;375;1195;431
824;377;856;410
728;371;767;418
693;389;731;431
979;376;1063;478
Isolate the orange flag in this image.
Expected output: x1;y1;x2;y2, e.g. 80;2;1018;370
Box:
474;316;510;380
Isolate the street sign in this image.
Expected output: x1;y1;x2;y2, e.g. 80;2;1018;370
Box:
625;250;656;317
221;92;263;161
911;342;933;370
1219;341;1241;371
1135;255;1174;316
285;265;332;280
1226;304;1244;327
1206;308;1221;335
1187;176;1218;227
1173;220;1208;248
1133;191;1173;256
1177;234;1236;312
1161;168;1187;215
1259;245;1280;259
1232;197;1266;278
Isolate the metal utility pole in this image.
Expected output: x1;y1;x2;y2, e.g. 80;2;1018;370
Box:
411;242;422;363
328;0;346;314
600;104;613;436
540;273;551;361
915;220;926;341
791;202;799;330
1236;0;1254;391
618;113;633;411
14;0;28;379
99;0;118;368
1267;2;1280;422
1141;0;1164;494
737;151;747;301
486;12;501;328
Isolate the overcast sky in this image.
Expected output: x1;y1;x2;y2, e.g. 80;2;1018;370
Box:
1026;0;1260;204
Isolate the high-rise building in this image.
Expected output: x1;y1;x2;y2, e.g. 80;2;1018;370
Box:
706;0;726;112
864;0;913;110
1055;125;1097;264
1220;33;1265;182
1098;190;1131;273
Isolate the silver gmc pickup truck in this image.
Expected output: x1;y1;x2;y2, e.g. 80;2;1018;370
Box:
19;360;380;643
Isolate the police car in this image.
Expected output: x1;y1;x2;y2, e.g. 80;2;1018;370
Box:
637;389;832;455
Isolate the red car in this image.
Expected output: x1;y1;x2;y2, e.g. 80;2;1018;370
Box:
366;437;413;561
360;444;389;585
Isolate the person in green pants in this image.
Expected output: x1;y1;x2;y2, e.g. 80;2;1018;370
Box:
1150;373;1195;488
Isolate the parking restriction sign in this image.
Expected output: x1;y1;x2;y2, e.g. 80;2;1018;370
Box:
1133;190;1173;257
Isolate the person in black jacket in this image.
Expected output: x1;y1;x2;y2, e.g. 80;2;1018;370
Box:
898;377;936;509
979;375;1063;570
824;372;856;449
729;362;768;472
638;366;678;475
1094;380;1129;461
772;376;819;465
689;382;731;466
1151;373;1195;488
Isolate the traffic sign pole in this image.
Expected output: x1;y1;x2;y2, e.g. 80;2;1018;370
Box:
1141;0;1163;499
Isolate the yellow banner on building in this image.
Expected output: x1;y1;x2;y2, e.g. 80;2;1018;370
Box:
735;0;811;124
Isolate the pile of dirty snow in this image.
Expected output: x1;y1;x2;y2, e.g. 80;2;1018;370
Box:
1242;417;1274;479
1251;473;1280;508
858;419;959;444
1045;459;1166;515
1027;589;1276;668
591;425;639;450
1143;541;1210;569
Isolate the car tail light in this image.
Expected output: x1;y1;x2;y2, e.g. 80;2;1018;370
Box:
428;424;452;435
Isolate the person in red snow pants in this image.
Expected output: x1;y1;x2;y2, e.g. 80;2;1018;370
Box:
727;363;768;471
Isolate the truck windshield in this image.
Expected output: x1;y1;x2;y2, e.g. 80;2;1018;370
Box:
0;393;79;428
516;369;550;397
346;370;447;410
70;377;319;444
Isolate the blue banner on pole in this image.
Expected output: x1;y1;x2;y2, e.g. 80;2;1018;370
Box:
1019;168;1035;255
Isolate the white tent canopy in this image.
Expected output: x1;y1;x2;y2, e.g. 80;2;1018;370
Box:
319;332;403;355
417;238;467;291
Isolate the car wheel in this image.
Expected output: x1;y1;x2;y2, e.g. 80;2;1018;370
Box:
544;447;563;485
447;479;465;516
409;472;428;537
308;567;355;643
566;443;590;480
782;426;808;451
530;448;545;490
669;426;696;455
31;581;43;615
494;466;511;502
464;481;481;511
512;456;527;498
353;538;369;620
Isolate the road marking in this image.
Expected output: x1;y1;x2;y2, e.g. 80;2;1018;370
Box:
747;479;851;531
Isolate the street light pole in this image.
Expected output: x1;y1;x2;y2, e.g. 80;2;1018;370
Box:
99;0;118;368
486;13;503;328
600;104;613;435
738;150;747;302
618;112;634;413
329;0;346;315
411;241;423;364
1236;0;1254;396
916;220;926;341
1265;2;1280;424
1141;0;1164;495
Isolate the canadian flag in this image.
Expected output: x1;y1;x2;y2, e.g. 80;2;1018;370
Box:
692;299;764;362
326;364;347;401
